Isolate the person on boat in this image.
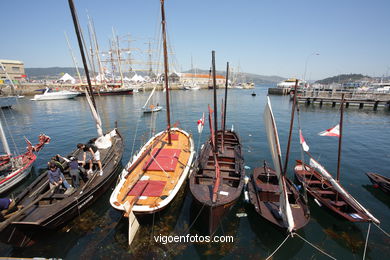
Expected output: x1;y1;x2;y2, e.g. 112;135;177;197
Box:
47;162;71;191
0;198;14;212
56;155;84;188
47;155;64;172
77;143;103;176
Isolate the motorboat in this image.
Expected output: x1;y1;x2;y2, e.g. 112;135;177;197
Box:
31;87;80;101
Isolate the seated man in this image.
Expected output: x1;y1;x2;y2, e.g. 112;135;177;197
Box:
47;162;71;192
57;155;85;188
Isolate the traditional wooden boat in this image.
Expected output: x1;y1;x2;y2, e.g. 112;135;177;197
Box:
366;172;390;195
0;0;125;247
0;129;123;246
189;58;245;235
109;0;195;245
248;96;309;232
294;94;379;224
0;133;51;194
248;161;309;231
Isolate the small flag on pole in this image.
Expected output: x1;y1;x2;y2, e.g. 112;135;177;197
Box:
318;124;340;137
197;113;205;134
299;130;310;151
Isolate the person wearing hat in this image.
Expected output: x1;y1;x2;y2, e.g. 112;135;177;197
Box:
56;154;85;188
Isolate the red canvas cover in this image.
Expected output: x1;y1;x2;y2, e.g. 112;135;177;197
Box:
165;133;179;141
143;148;181;171
128;180;166;197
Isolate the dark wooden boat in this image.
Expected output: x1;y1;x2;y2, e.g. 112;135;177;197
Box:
190;129;244;234
248;161;309;231
78;88;133;96
294;161;379;223
189;56;244;235
366;172;390;195
0;129;123;246
247;88;310;232
294;94;379;224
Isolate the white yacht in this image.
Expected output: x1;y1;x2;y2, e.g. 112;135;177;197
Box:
31;87;80;101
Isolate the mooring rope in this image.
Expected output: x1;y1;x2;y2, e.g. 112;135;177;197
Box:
293;232;337;260
373;222;389;237
363;222;371;260
265;233;291;260
266;232;337;260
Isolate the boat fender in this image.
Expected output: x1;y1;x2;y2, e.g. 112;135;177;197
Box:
236;212;247;218
244;165;251;170
314;198;322;207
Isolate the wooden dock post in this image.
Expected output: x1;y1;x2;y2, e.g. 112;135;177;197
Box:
374;101;379;111
332;102;336;107
346;102;349;108
306;98;310;105
359;103;364;109
319;99;323;107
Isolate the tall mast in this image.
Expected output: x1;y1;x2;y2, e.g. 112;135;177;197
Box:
212;51;218;153
283;80;298;176
336;94;345;181
160;0;171;144
223;62;229;132
89;16;107;89
64;31;83;84
112;28;124;87
67;0;96;109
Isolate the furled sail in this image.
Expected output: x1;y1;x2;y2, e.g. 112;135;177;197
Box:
264;96;295;231
308;154;379;224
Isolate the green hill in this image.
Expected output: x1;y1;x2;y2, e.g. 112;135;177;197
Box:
316;74;370;84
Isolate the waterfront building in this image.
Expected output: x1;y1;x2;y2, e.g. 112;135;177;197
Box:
180;73;226;86
0;59;26;84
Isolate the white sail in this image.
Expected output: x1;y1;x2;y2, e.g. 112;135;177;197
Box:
142;86;157;109
264;96;295;231
85;89;103;137
0;115;11;155
308;155;379;224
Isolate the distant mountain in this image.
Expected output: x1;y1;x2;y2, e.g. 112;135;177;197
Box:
183;68;285;85
25;66;286;84
315;74;371;84
25;67;85;80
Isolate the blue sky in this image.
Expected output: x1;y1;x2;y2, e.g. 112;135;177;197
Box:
1;0;389;80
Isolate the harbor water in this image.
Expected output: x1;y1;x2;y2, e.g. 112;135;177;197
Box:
0;85;389;259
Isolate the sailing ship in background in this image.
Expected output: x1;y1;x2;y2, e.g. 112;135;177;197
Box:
247;88;310;232
189;55;245;235
0;116;50;193
0;0;124;246
110;0;195;245
294;94;380;224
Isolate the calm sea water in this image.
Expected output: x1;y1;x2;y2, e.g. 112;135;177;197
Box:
0;85;389;259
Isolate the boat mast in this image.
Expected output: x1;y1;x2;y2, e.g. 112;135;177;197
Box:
160;0;171;144
336;94;345;182
223;62;229;132
67;0;96;110
64;31;83;84
282;80;298;175
212;50;218;153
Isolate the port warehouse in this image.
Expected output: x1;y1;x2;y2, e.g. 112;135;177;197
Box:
0;59;26;83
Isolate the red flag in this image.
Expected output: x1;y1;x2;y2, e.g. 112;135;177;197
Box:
299;130;310;151
318;124;340;137
197;113;205;134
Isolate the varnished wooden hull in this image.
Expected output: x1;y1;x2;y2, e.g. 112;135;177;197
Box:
110;128;195;215
189;130;244;235
247;163;310;231
295;160;374;222
0;129;123;247
366;172;390;195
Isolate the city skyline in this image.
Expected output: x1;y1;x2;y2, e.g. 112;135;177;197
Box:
1;0;389;80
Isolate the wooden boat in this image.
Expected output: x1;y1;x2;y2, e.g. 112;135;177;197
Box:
248;161;309;231
0;129;123;246
190;129;244;234
0;133;51;194
189;58;245;235
0;0;125;247
109;0;195;245
247;96;309;232
366;172;390;194
294;94;379;224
